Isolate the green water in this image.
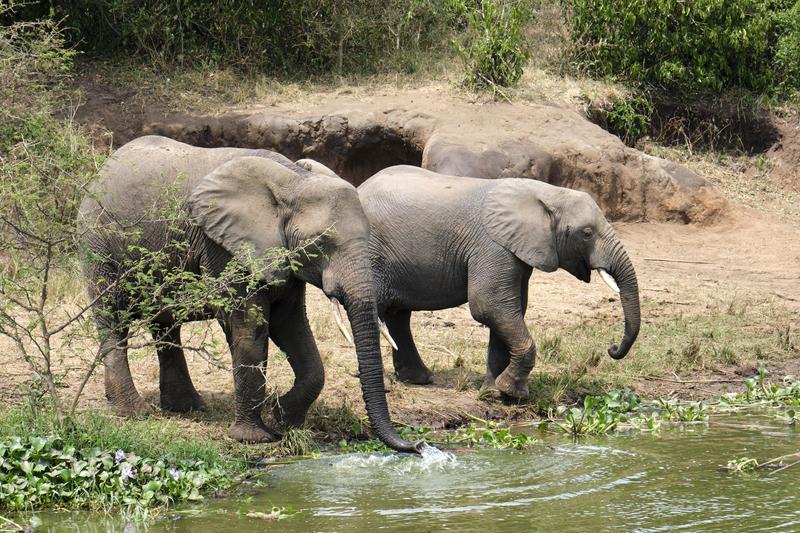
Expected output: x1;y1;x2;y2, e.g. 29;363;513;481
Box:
31;413;800;532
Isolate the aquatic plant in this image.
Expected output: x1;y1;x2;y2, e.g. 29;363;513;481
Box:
630;413;662;433
337;438;389;454
449;421;536;450
656;400;708;422
719;369;800;407
724;451;800;476
0;435;231;513
553;395;627;436
245;505;299;520
726;457;760;473
596;388;642;413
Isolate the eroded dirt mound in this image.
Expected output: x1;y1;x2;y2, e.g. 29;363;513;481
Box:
765;117;800;193
137;93;729;224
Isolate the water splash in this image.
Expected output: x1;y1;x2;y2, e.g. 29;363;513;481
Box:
417;445;457;470
331;445;458;475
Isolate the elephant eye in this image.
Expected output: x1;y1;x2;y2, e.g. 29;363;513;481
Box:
582;227;594;239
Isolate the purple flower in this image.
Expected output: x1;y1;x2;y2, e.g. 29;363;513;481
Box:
115;450;125;463
120;464;135;482
168;467;180;481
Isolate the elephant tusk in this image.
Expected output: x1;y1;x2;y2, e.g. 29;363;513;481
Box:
330;297;353;345
597;269;620;293
379;320;399;350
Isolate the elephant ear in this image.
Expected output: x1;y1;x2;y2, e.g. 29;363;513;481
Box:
187;156;294;261
481;179;559;272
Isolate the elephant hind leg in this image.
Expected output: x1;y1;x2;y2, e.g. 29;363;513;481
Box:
268;286;325;428
150;322;206;413
100;324;151;417
386;309;433;385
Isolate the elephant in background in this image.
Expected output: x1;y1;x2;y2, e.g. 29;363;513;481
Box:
344;164;640;400
78;136;422;453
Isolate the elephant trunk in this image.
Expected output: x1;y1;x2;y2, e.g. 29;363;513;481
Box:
336;259;425;453
601;236;640;360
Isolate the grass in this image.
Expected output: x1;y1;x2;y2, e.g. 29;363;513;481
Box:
525;296;797;388
0;407;240;470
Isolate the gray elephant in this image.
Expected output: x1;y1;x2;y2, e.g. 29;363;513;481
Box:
78;136;422;453
337;164;640;400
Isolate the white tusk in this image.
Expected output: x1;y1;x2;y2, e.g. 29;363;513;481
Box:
379;320;399;350
330;297;353;345
597;269;620;293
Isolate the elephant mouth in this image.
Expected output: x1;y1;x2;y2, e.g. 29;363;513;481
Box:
570;259;592;283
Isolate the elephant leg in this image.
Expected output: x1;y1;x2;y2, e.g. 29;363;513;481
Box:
469;255;535;400
150;322;206;413
100;324;151;417
386;309;433;384
219;294;280;443
268;285;325;428
485;269;531;387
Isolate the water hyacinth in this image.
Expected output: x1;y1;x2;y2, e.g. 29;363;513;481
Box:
0;435;231;512
120;464;136;482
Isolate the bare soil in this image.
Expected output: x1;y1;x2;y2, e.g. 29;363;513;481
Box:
5;69;797;439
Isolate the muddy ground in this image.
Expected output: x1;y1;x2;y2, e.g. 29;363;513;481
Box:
4;68;798;440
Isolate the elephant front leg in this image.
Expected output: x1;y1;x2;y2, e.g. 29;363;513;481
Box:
100;325;152;417
484;331;511;388
484;270;530;389
268;286;325;428
469;257;534;400
385;309;433;384
150;322;206;413
220;302;281;443
491;326;536;400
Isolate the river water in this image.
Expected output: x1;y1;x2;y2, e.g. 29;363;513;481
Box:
32;413;800;532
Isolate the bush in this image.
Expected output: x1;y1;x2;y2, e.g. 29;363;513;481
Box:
603;95;654;146
773;1;800;95
451;0;531;89
569;0;799;95
3;0;453;75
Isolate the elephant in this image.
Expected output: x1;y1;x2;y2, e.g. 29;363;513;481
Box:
343;164;640;400
77;136;422;453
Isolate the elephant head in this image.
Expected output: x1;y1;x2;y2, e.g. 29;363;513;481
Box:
482;179;640;360
186;156;422;453
295;158;341;180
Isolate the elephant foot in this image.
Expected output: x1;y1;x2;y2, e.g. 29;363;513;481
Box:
479;375;504;401
495;369;529;400
229;420;282;443
273;403;308;429
160;390;207;413
110;394;152;418
395;365;434;385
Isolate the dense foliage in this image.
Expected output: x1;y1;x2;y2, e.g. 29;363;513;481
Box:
0;435;228;512
569;0;800;95
5;0;453;74
451;0;531;89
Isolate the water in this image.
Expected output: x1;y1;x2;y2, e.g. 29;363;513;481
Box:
30;413;800;532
